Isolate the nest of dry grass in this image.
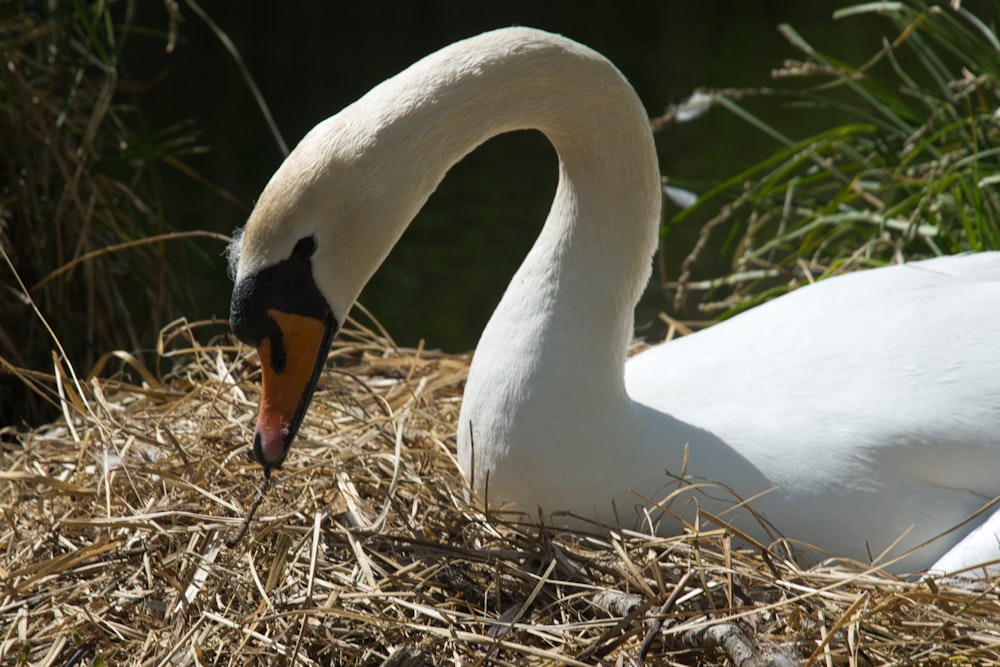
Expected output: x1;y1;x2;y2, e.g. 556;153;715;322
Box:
3;317;1000;666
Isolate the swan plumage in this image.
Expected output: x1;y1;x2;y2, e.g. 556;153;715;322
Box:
229;27;1000;576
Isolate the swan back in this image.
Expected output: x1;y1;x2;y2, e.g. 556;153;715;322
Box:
624;254;1000;567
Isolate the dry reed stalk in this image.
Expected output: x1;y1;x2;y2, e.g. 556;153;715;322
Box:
2;318;1000;666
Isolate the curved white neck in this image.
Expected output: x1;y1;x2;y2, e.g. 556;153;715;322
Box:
253;27;660;401
339;30;660;380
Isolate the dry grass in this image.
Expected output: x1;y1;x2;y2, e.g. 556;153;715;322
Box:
3;317;1000;666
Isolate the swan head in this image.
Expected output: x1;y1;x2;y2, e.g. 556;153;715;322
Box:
228;99;424;469
229;231;337;470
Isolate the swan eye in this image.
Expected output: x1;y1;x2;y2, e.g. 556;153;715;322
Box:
292;236;317;259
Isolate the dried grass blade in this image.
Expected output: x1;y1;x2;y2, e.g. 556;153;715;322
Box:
174;532;225;614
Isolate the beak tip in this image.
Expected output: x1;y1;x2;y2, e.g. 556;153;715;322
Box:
252;429;286;470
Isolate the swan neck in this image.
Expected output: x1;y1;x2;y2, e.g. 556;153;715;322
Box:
264;29;661;379
360;31;661;369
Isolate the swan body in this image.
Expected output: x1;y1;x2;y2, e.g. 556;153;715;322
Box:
229;27;1000;576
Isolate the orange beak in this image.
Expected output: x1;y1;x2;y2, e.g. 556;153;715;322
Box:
253;309;330;468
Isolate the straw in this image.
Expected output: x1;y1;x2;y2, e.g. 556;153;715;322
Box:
2;316;1000;665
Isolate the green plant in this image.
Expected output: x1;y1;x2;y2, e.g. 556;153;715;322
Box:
659;0;1000;317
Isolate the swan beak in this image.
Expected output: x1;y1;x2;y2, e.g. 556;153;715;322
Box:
253;309;331;469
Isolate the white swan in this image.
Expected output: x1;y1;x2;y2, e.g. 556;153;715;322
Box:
228;27;1000;576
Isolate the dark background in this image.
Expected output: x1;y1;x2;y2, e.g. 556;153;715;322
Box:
125;1;890;350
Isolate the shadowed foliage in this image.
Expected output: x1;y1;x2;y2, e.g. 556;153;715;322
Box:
0;2;225;427
658;0;1000;318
